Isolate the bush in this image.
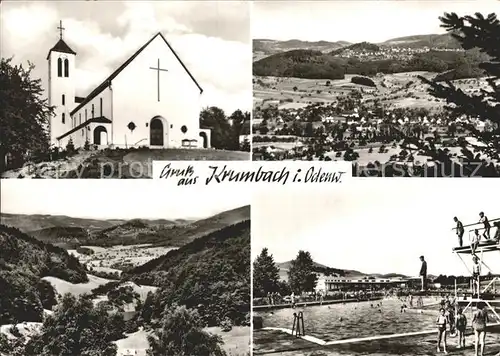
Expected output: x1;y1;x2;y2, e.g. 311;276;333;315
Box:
9;325;21;338
351;76;376;87
220;317;233;332
66;138;75;153
147;304;226;356
76;247;94;255
253;316;263;329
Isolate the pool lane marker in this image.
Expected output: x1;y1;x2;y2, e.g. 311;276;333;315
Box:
261;327;327;345
324;323;500;346
263;322;500;347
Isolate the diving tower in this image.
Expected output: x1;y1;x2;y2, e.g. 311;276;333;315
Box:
451;218;500;324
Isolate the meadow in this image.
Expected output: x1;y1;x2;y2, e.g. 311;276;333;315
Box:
253;72;489;111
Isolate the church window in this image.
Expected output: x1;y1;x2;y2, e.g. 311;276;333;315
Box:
82;129;84;136
181;125;188;133
62;94;65;105
57;58;62;77
62;113;65;124
64;59;69;77
127;122;136;131
100;98;103;116
79;113;81;125
91;104;95;118
85;109;87;120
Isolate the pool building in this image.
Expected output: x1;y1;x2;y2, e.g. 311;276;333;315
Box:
323;276;426;292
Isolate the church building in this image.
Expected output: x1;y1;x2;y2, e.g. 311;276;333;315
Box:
47;22;211;150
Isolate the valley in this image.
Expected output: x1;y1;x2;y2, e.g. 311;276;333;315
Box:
251;35;499;176
0;205;251;356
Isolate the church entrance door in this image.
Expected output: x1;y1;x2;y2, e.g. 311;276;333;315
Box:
94;126;108;146
150;118;164;146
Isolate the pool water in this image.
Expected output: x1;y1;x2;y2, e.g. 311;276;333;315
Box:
256;299;440;342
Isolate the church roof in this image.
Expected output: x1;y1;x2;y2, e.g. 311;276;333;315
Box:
70;32;203;116
56;116;111;141
46;39;77;59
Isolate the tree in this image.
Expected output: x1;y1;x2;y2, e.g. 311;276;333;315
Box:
418;12;500;173
107;285;139;309
66;137;75;153
305;122;314;137
147;304;226;356
0;58;53;170
200;106;232;150
253;248;281;297
24;294;119;356
36;279;57;310
140;291;155;324
200;107;249;151
287;251;318;294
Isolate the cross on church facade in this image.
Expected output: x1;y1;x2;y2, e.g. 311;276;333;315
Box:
58;20;65;39
149;58;168;102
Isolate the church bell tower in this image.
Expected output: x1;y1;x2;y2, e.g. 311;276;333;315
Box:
47;20;77;147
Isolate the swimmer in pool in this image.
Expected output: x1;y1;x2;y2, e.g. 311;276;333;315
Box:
436;308;448;353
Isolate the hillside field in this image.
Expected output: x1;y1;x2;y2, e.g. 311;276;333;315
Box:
68;244;177;272
254;73;490;111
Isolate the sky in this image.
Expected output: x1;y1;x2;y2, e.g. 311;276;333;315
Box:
252;179;500;277
252;0;500;43
0;1;251;114
0;180;251;220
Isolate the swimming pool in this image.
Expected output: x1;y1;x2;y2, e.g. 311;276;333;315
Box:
255;298;440;342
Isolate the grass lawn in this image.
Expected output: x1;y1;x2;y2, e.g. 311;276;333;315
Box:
115;326;250;356
42;274;112;297
1;148;249;179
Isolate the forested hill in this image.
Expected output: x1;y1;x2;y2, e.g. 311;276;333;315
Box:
253;48;486;80
124;220;250;326
381;33;461;49
330;41;380;55
253;34;460;58
0;224;88;324
2;206;250;248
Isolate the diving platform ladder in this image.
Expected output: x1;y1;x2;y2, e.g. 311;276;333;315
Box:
452;217;500;324
291;312;305;337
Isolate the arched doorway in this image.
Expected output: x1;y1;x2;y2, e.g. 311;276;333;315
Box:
199;132;208;148
94;126;108;145
150;117;164;146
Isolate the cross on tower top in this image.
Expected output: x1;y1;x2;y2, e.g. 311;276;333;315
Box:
57;20;65;40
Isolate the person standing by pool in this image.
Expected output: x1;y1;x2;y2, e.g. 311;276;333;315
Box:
472;256;481;297
456;307;467;349
479;212;491;240
436;308;448;353
473;302;489;356
454;217;465;247
419;256;427;292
